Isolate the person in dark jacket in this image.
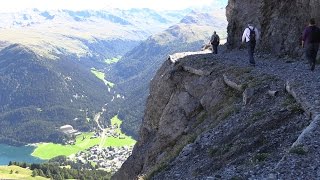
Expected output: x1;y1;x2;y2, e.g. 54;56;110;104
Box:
210;31;220;54
302;18;320;71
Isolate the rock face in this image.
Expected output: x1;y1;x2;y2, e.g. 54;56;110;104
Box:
109;11;227;138
112;50;313;179
112;1;320;179
112;52;224;179
226;0;320;57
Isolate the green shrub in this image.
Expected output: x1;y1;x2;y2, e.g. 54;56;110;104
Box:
250;110;267;122
289;145;307;155
231;176;243;180
252;153;269;163
208;147;219;157
208;144;233;157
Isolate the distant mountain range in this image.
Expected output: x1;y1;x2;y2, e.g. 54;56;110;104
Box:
0;8;193;60
0;6;227;144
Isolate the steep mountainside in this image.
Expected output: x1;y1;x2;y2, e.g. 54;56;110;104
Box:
0;44;111;145
109;11;227;138
226;0;320;57
113;50;320;179
113;1;320;179
0;8;196;145
0;7;227;145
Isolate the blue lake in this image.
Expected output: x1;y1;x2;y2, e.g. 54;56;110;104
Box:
0;144;44;165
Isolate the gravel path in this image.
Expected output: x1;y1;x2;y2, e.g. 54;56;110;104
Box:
214;49;320;115
212;49;320;179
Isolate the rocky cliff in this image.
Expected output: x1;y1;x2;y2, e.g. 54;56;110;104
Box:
113;48;320;179
226;0;320;57
112;1;320;179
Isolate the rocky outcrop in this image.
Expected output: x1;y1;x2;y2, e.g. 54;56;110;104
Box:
112;48;310;179
112;47;320;179
112;52;219;179
226;0;320;57
112;1;320;178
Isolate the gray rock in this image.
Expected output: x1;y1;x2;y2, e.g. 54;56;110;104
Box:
243;88;254;105
113;45;320;180
226;0;318;57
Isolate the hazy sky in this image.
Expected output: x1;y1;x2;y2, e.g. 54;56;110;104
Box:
0;0;225;12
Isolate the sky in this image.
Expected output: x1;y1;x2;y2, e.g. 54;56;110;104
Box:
0;0;226;12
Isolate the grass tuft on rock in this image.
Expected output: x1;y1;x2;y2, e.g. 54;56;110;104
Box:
289;145;307;155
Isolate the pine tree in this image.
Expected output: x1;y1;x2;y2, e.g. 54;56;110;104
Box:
46;169;51;178
8;161;12;166
30;163;40;170
64;171;73;179
38;169;45;177
22;162;27;168
53;174;63;180
32;169;38;177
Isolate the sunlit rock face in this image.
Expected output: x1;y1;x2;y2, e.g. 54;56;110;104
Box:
226;0;320;57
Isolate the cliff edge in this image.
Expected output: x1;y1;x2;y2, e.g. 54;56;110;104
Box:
112;1;320;178
113;49;320;179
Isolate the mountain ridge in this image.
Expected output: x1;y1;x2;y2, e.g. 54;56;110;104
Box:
0;44;111;145
108;11;227;138
0;8;192;60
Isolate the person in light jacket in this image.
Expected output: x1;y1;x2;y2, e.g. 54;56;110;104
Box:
242;23;259;66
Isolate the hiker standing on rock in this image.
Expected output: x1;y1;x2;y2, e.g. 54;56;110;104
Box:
242;23;259;66
302;18;320;71
210;31;220;54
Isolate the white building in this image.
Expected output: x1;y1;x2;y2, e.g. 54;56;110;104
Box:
60;125;77;134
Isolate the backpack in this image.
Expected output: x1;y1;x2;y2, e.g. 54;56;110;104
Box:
211;35;219;44
248;27;256;43
310;26;320;43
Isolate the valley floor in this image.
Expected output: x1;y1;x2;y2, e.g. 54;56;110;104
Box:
31;115;135;172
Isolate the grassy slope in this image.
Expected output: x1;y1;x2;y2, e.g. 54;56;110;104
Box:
32;116;136;159
105;57;121;64
0;165;47;179
91;68;115;87
111;115;124;135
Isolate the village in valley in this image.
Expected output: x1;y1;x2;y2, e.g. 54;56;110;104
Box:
74;145;133;172
59;116;135;173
